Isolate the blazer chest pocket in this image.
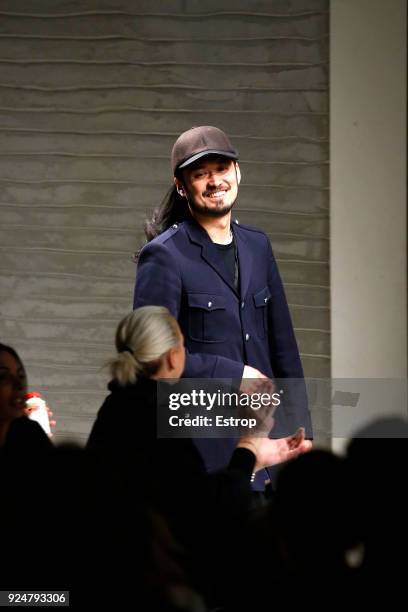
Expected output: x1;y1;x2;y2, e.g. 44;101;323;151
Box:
253;287;271;338
187;293;227;343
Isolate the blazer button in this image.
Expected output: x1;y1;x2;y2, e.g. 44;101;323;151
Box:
172;224;178;229
241;301;245;309
208;301;212;308
245;333;250;341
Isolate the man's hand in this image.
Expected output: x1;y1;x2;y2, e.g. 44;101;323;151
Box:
242;365;266;379
256;428;312;468
237;427;312;470
239;366;277;435
240;365;274;395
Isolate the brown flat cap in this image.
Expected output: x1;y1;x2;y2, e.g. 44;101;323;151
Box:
171;126;239;174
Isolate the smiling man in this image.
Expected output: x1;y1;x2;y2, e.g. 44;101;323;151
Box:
133;126;312;493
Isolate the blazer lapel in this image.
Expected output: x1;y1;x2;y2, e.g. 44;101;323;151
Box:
185;218;237;295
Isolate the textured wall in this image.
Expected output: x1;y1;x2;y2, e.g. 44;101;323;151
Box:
0;0;329;445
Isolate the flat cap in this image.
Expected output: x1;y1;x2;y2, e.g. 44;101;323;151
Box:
171;126;238;174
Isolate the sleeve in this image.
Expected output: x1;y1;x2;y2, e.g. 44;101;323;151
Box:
159;439;256;530
265;237;313;439
133;241;245;380
266;237;304;379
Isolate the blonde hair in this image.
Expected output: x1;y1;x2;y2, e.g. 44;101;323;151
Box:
110;306;181;385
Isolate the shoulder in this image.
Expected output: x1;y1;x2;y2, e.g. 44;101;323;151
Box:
138;224;182;261
88;381;157;449
8;415;45;436
147;223;181;247
232;219;270;247
5;416;53;452
100;379;157;414
232;218;268;238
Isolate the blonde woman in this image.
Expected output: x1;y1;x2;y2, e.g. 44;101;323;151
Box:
87;306;310;480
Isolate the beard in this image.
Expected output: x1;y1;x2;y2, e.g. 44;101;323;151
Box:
187;191;237;218
189;200;235;218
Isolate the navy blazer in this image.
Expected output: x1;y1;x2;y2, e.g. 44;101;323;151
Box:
133;217;313;489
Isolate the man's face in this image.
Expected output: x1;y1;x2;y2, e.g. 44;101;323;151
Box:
175;155;241;218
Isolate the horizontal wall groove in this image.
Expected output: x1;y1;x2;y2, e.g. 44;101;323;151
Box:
286;282;329;289
0;107;329;115
0;224;328;240
0;128;329;142
49;413;95;420
0;34;330;42
0;269;134;281
0;10;328;19
22;361;101;371
268;232;329;240
276;258;328;265
0;294;129;303
288;304;329;310
1;338;112;349
0;203;329;217
237;208;329;216
0;179;329;189
0;152;329;165
0;59;328;67
53;432;88;439
0;243;329;255
0;223;138;233
0;270;328;285
0;202;135;209
40;390;107;396
1;316;119;323
299;353;330;359
0;84;328;92
0;246;131;255
293;327;329;333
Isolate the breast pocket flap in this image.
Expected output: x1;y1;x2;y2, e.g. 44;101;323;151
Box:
187;293;226;311
253;286;271;308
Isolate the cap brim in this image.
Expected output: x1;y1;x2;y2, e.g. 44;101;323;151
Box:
177;149;238;171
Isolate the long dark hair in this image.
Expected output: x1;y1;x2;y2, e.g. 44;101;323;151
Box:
145;185;191;241
0;343;27;384
0;344;24;368
134;184;192;261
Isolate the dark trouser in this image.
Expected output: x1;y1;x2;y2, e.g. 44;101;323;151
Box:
251;481;275;510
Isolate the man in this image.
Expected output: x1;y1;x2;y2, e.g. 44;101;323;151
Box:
133;126;312;491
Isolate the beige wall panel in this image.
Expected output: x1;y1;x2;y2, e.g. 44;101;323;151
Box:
0;1;329;444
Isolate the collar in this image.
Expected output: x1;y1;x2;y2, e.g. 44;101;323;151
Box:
183;217;252;299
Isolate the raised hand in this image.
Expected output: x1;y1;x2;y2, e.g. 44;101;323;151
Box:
238;427;312;470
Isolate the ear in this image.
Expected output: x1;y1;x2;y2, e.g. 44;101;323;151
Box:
174;176;185;197
235;162;241;185
167;346;179;371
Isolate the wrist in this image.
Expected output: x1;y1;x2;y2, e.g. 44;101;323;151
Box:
236;439;258;455
236;439;262;475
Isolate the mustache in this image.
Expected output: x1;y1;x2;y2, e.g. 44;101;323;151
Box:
203;185;230;197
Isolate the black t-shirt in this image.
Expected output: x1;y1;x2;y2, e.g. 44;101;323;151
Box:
214;235;239;293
